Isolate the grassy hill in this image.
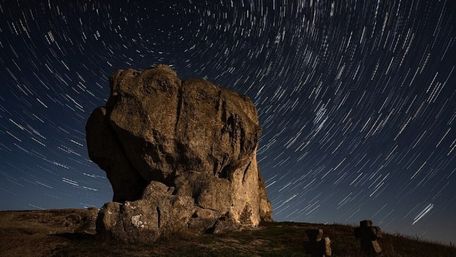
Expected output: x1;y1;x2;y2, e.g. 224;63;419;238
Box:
0;209;454;257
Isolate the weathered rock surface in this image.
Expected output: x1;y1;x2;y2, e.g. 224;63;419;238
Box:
86;64;272;243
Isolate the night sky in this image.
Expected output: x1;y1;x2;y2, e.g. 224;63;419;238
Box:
1;0;456;244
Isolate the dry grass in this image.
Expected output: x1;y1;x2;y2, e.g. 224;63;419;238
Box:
0;210;454;257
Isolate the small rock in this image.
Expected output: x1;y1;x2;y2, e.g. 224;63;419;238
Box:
210;214;240;234
306;229;332;257
306;228;324;242
323;237;332;256
371;240;382;254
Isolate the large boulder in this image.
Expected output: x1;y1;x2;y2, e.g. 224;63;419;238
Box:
86;65;272;243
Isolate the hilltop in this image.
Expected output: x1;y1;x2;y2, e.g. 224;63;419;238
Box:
0;208;454;257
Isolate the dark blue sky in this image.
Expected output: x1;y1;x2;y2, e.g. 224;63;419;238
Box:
0;0;455;244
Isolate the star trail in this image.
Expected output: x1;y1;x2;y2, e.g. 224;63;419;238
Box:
1;0;455;244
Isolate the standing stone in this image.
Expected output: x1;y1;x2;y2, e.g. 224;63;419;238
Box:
354;220;383;256
86;65;272;243
323;237;332;257
306;229;332;257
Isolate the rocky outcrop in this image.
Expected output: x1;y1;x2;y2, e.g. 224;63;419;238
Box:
86;64;272;243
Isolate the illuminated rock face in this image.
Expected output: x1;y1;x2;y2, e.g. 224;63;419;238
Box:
86;65;272;243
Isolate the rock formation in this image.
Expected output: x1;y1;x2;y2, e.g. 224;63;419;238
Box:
86;64;272;243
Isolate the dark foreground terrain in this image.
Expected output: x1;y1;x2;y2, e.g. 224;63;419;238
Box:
0;208;454;257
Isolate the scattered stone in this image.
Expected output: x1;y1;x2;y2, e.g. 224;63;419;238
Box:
209;213;241;234
306;229;332;257
62;207;98;233
354;220;383;255
86;65;272;243
306;228;324;242
371;240;383;254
